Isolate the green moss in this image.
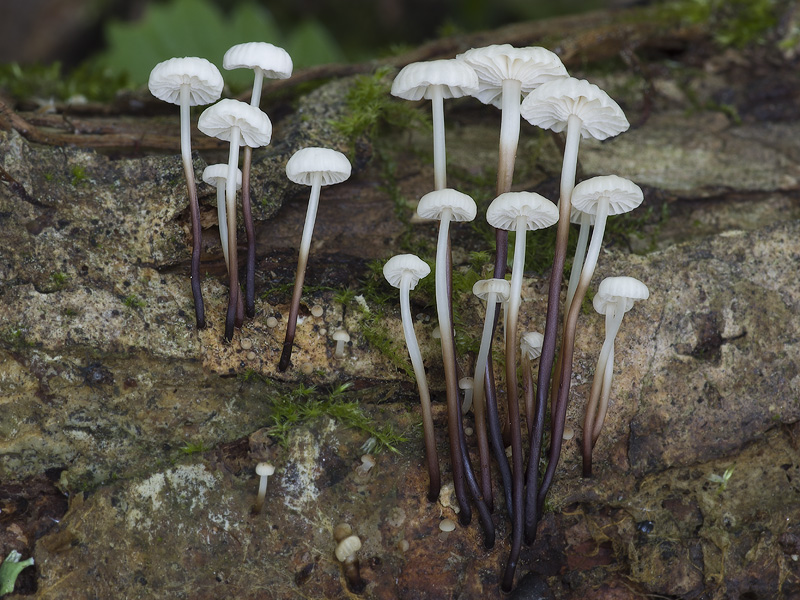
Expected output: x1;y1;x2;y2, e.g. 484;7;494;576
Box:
268;383;406;453
123;294;146;309
660;0;778;47
70;165;88;186
0;327;34;351
49;271;68;291
180;441;211;455
0;62;131;103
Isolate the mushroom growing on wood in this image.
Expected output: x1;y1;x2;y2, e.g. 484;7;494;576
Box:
198;99;272;340
383;253;439;501
391;59;478;190
278;147;351;371
583;276;649;477
519;77;629;535
148;57;223;329
485;191;558;592
223;42;293;317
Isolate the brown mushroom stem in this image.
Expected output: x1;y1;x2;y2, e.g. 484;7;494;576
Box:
523;354;535;436
179;90;205;329
527;114;582;528
484;359;514;518
241;146;257;318
223;126;244;341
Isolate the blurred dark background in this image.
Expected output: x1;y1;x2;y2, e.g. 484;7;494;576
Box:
1;0;620;81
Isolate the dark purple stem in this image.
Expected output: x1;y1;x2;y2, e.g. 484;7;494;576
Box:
242;146;256;318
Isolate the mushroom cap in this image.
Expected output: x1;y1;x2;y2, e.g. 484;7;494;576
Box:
416;188;476;222
571;175;643;216
223;42;293;79
335;535;362;562
456;44;568;108
520;331;544;360
332;329;351;343
570;206;597;226
148;57;224;106
202;164;243;189
486;191;558;232
383;254;431;290
520;77;629;140
391;59;479;101
197;99;272;147
458;376;474;390
285;147;352;186
255;462;275;477
472;278;511;302
593;276;649;315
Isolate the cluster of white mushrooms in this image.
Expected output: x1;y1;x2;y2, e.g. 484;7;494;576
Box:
384;44;650;590
148;45;350;348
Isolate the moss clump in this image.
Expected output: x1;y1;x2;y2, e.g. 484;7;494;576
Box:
661;0;778;47
123;295;146;309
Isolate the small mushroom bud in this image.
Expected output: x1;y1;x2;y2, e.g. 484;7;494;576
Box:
252;462;275;515
332;329;350;359
335;534;365;593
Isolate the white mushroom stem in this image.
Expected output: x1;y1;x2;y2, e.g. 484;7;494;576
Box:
566;212;592;309
216;183;230;270
429;85;446;190
179;85;193;174
397;271;439;500
497;78;522;194
256;473;269;506
250;68;265;107
574;196;610;295
224;126;242;322
593;344;616;442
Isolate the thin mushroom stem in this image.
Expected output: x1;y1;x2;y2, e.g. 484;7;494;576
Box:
566;212;591;309
279;172;323;371
527;112;583;535
216;183;229;270
458;417;496;549
523;354;535;436
224;126;242;341
484;358;514;518
430;85;446;190
434;207;471;525
179;84;205;329
500;218;526;593
593;344;616;442
398;272;440;501
241;146;256;317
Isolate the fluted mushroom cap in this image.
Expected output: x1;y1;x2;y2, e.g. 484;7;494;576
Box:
520;331;544;360
416;188;476;222
486;191;558;231
570;206;597;226
472;278;511;302
391;59;479;101
520;77;629;140
202;164;242;189
198;99;272;147
285;147;351;186
571;175;643;216
255;462;275;476
383;254;431;290
456;44;567;107
335;535;362;562
223;42;293;79
593;276;649;315
148;57;224;106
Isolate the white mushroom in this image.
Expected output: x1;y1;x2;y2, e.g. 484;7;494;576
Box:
391;59;478;190
201;164;242;271
383;253;439;501
198;99;272;340
332;329;351;359
520;331;544;435
148;57;223;329
278;148;351;371
583;276;649;477
253;462;275;514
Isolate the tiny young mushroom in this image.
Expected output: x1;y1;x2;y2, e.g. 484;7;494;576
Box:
252;462;275;515
519;77;629;533
485;191;558;591
201;164;242;272
198;98;272;340
332;329;351;359
278;147;351;371
459;377;474;414
383;254;439;501
391;59;478;190
334;534;365;593
583;276;649;477
223;42;293;317
520;331;543;436
471;277;513;515
148;57;223;329
540;175;643;506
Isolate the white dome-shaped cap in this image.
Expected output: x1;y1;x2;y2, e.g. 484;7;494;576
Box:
148;57;224;106
486;191;558;231
593;276;649;315
456;44;568;108
285;147;352;186
520;77;629;140
383;254;431;290
473;278;511;302
223;42;293;79
391;59;479;101
571;175;643;216
332;329;350;342
416;188;476;222
570;206;596;226
520;331;544;360
335;535;362;562
255;462;275;476
202;164;243;189
198;99;272;147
